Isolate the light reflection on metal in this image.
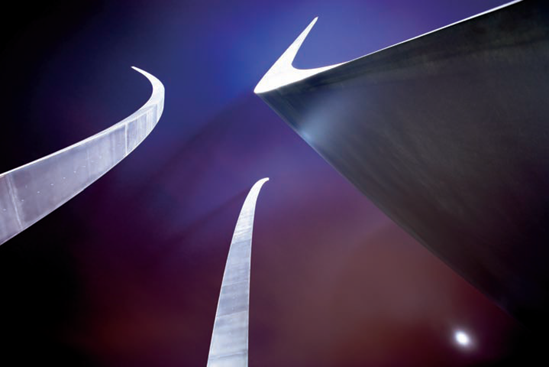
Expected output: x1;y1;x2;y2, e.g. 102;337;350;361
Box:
254;1;549;328
207;178;269;367
0;67;164;245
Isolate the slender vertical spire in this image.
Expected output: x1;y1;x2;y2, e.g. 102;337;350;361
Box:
207;178;269;367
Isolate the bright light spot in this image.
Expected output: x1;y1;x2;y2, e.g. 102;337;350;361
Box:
455;331;471;347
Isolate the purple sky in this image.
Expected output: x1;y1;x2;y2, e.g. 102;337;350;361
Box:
0;0;537;366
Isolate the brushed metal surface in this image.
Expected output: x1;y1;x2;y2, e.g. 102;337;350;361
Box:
255;0;549;328
207;178;269;367
0;67;164;245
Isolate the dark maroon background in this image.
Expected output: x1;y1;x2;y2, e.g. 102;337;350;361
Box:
0;1;542;366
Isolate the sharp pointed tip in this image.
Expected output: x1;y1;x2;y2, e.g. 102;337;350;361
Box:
307;17;318;30
131;66;150;76
130;67;156;83
254;16;328;94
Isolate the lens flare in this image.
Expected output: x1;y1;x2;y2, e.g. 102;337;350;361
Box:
455;331;471;347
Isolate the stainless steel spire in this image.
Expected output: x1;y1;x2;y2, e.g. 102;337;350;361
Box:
207;178;269;367
255;0;549;328
0;67;164;245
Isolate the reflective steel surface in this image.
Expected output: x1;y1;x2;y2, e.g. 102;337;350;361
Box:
256;0;549;329
0;67;164;245
1;1;540;366
207;178;269;367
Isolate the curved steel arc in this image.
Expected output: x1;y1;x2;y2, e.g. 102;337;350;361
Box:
0;67;165;245
207;178;269;367
254;0;521;94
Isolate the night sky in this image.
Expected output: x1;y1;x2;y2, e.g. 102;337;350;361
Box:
0;0;542;366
